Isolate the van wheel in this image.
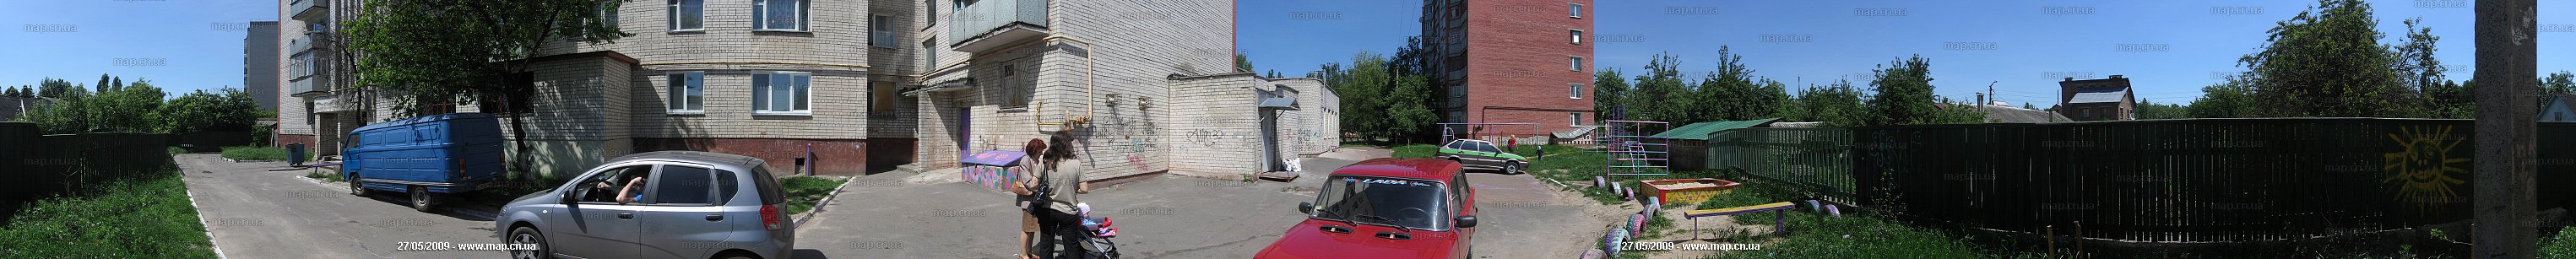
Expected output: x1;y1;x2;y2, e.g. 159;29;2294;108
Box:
507;226;549;259
347;174;366;197
409;186;436;213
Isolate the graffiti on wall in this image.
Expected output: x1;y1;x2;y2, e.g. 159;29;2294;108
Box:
2382;126;2467;213
1185;129;1263;149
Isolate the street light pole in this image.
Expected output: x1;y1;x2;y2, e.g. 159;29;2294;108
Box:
2470;0;2538;257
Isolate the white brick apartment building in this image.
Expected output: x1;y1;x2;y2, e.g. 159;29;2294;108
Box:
275;0;1337;181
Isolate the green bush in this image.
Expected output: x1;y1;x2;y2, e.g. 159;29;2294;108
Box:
220;146;286;161
2546;226;2576;259
166;147;187;154
778;176;846;215
0;172;219;258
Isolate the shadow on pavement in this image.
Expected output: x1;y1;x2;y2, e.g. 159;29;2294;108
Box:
793;249;828;259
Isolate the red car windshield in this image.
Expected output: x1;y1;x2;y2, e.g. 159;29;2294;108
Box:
1311;175;1448;230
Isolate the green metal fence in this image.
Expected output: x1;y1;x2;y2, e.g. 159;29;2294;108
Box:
1708;118;2576;243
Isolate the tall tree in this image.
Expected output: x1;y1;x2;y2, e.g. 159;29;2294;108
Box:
2545;71;2575;95
38;78;76;98
2239;0;2405;117
3;87;19;98
160;88;263;134
348;0;631;181
1234;52;1254;73
1630;53;1688;123
2134;99;2191;120
1791;79;1867;126
1592;68;1629;120
111;76;123;91
95;74;111;94
1862;55;1943;126
2188;76;2259;118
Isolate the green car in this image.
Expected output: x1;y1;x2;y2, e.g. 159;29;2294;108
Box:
1437;139;1527;174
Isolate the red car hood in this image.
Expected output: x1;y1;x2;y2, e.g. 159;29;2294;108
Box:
1255;219;1459;259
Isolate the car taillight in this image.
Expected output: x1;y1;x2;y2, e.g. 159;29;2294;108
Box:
761;203;784;230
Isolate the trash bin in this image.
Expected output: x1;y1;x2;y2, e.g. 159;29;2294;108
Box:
286;143;306;166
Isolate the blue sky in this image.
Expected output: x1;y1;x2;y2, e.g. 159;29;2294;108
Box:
1;0;275;95
1241;0;2575;109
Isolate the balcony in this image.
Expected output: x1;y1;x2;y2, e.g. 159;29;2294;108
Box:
289;75;328;98
947;0;1049;53
290;0;328;22
287;32;328;52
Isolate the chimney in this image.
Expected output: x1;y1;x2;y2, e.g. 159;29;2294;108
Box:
2109;74;2123;78
2064;77;2074;82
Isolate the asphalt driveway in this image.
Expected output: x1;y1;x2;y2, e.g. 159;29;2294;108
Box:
176;154;503;259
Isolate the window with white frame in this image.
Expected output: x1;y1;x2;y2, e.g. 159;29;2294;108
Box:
872;15;897;47
753;0;809;31
666;72;704;114
1570;112;1582;126
1570;3;1583;18
1570;56;1583;71
669;0;703;31
1569;84;1582;99
751;72;812;115
1570;30;1582;45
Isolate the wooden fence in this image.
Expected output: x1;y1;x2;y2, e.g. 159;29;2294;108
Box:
1708;118;2576;243
0;121;180;224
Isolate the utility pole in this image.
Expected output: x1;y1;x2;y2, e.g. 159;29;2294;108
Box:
2470;0;2537;257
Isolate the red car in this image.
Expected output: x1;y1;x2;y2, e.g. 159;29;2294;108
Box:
1255;158;1478;258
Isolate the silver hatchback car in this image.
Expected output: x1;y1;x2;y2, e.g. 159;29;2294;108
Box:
496;151;795;259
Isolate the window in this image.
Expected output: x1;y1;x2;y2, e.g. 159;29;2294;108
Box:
923;38;939;66
666;72;704;114
1001;64;1031;107
1570;56;1583;71
576;165;654;203
753;0;810;31
924;0;938;28
871;81;898;112
1570;3;1583;18
651;165;715;204
289;52;315;78
1570;30;1583;45
1570;84;1582;99
1570;112;1582;126
605;3;621;27
669;0;703;31
871;15;898;47
751;72;813;115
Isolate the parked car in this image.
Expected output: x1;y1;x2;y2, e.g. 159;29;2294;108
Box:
495;151;795;259
1435;139;1526;174
1255;158;1478;259
341;113;505;212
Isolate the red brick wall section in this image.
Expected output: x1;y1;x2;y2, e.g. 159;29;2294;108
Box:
1463;0;1595;134
633;138;870;176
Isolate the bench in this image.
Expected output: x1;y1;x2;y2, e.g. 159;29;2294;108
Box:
1682;202;1797;240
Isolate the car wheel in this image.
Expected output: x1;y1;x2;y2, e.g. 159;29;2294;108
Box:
1503;162;1523;175
347;173;366;197
507;226;549;259
409;186;436;213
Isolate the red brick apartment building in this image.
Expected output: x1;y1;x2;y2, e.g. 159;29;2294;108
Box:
1421;0;1597;136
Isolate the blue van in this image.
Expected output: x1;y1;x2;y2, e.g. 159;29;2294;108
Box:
342;113;507;212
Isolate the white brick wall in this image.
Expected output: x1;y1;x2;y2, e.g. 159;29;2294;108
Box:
1165;73;1263;175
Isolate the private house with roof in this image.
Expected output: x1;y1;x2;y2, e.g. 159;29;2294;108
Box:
2058;75;2135;121
277;0;1337;182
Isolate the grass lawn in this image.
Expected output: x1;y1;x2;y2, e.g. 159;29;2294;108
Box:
779;176;845;215
220;146;287;161
1684;171;2009;258
0;169;219;258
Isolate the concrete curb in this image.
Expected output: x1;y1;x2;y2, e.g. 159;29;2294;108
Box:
181;175;230;259
792;175;860;228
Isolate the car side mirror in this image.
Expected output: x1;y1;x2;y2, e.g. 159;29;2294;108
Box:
1298;202;1315;214
559;190;577;204
1454;216;1478;228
